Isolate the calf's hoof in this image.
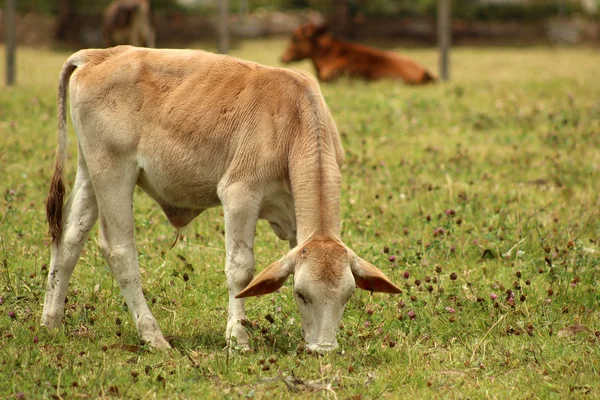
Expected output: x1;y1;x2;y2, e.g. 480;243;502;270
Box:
307;341;339;354
137;316;171;349
227;342;251;354
143;334;172;350
226;319;250;351
40;313;63;330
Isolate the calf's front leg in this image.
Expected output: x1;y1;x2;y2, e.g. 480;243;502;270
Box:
220;185;261;350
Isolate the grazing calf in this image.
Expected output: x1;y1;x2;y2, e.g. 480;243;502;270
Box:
103;0;155;47
42;46;401;352
281;22;435;84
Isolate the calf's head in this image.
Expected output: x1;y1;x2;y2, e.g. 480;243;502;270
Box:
236;238;401;352
280;22;329;63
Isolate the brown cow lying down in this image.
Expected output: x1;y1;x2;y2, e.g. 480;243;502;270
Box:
41;46;401;353
103;0;155;47
281;22;435;84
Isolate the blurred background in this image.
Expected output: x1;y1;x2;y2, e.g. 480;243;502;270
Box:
0;0;598;50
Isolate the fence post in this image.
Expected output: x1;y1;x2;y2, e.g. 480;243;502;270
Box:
5;0;16;86
217;0;229;54
438;0;451;81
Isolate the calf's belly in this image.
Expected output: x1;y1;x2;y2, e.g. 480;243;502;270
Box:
136;168;221;228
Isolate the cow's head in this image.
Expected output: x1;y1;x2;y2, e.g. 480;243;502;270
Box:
280;22;329;63
236;237;401;352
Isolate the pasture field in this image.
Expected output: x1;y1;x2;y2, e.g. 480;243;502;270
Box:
1;40;599;399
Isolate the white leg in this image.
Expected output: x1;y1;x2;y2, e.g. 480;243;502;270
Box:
95;169;170;349
220;184;261;349
42;156;98;329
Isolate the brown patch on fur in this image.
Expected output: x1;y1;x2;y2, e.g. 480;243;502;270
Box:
301;237;346;284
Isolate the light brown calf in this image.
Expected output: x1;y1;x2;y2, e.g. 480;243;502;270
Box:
42;46;401;352
103;0;155;47
281;22;435;84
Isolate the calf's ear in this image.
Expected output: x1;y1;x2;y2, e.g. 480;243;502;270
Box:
350;256;402;294
235;258;293;298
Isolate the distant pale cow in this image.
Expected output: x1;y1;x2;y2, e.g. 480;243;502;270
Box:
281;22;435;84
41;46;401;352
103;0;155;47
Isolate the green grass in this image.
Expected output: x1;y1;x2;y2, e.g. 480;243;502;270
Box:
1;41;599;398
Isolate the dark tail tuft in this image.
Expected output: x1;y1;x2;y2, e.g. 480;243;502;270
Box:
46;169;65;243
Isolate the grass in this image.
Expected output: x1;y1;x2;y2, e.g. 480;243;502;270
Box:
1;40;599;399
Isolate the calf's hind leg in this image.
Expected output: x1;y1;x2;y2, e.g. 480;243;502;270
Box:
42;153;98;329
95;167;170;349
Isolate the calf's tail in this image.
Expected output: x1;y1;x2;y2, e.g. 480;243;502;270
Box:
46;54;84;244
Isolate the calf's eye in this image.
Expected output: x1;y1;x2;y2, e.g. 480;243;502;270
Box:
296;292;308;305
